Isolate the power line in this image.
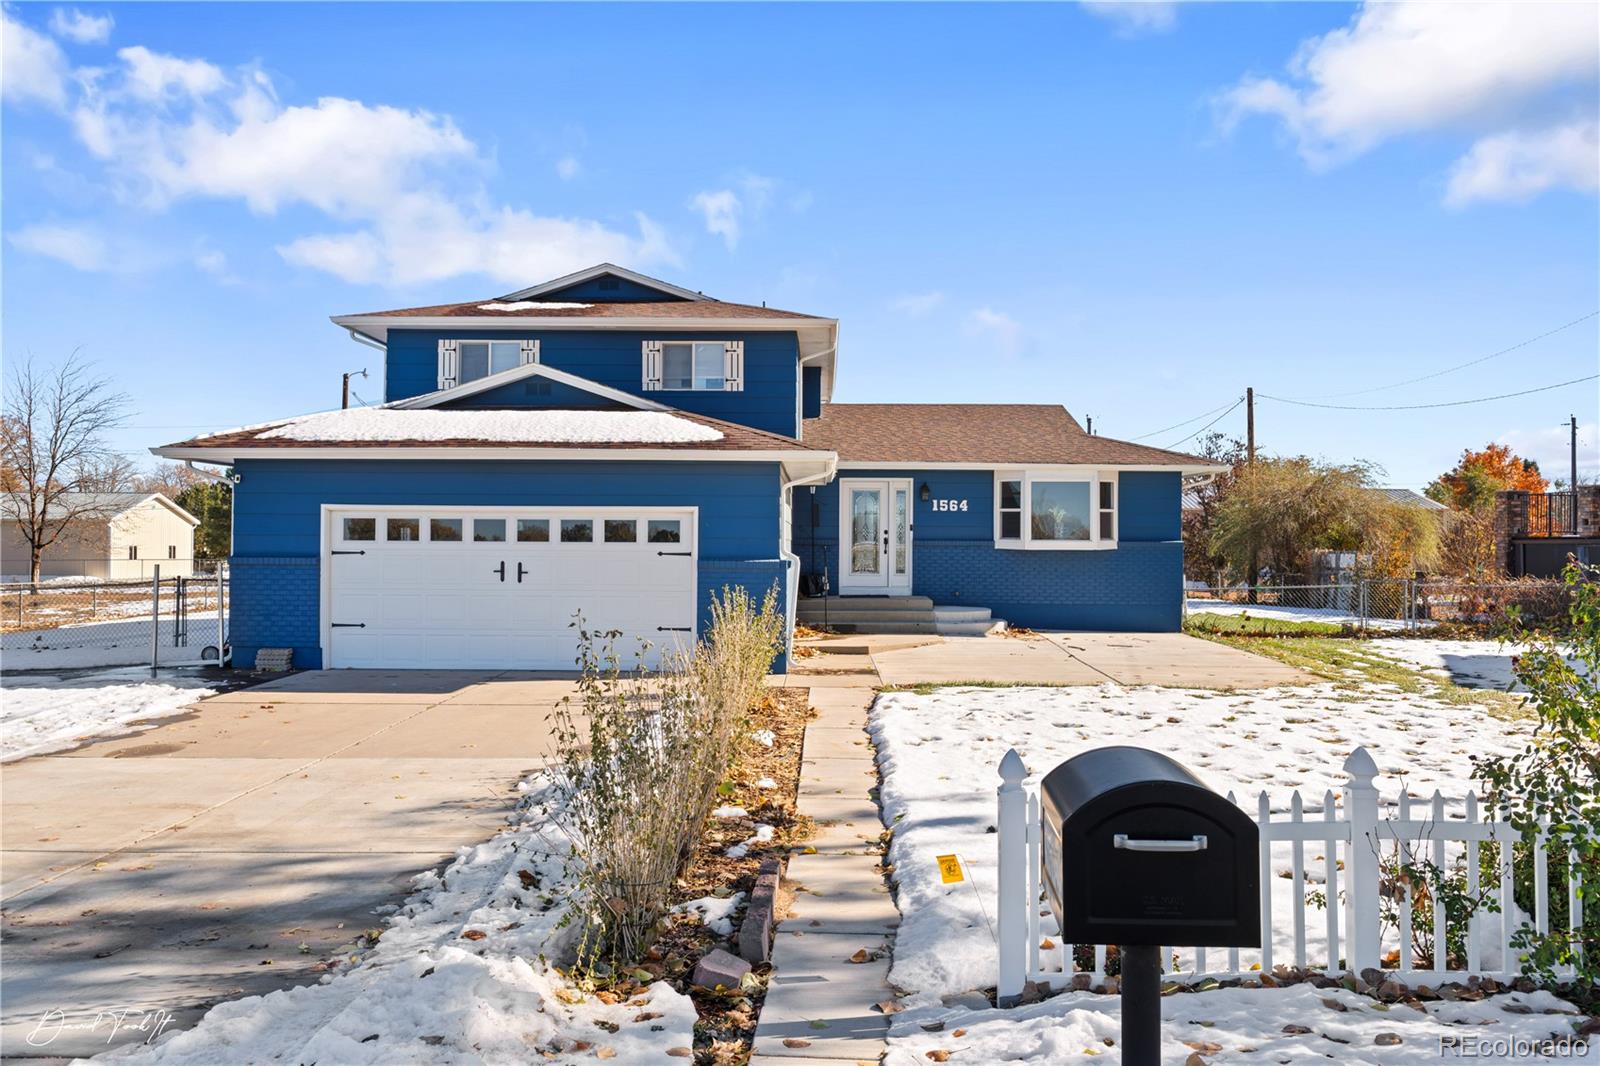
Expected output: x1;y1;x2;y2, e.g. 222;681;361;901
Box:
1306;310;1599;399
1128;397;1243;441
1165;396;1245;449
1258;374;1598;411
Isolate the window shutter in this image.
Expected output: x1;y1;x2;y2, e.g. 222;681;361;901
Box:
723;340;744;392
520;339;540;365
437;339;459;389
642;340;663;390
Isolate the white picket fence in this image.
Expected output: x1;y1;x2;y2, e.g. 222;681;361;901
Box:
996;745;1587;1000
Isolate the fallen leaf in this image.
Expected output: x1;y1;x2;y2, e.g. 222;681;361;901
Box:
926;1052;951;1063
1184;1041;1222;1053
595;1049;616;1060
633;1011;663;1022
874;999;903;1015
460;929;487;941
665;1049;692;1058
782;1039;812;1049
953;1028;967;1037
1040;937;1056;950
848;948;871;963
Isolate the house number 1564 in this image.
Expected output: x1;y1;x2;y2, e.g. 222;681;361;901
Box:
931;499;968;512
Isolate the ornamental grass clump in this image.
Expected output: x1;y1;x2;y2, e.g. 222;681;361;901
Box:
548;585;784;978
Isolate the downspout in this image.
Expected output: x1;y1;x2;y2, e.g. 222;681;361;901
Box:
779;458;838;668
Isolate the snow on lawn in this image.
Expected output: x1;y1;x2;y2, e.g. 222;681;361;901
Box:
99;776;698;1065
2;612;222;671
871;682;1532;1006
1365;638;1539;692
1185;599;1415;632
884;982;1585;1065
0;668;215;761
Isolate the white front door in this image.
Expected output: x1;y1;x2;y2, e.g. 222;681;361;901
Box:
838;479;912;594
323;506;697;670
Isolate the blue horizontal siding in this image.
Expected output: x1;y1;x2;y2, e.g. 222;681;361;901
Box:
386;329;800;437
792;469;1183;631
229;458;786;670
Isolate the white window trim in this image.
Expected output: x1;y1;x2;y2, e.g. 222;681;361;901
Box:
447;339;530;386
649;339;744;392
993;469;1119;551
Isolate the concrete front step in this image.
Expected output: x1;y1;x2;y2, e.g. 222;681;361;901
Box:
939;619;1008;637
798;596;1008;636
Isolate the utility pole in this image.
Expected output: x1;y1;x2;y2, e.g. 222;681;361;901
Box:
1571;414;1579;532
342;368;367;410
1246;387;1257;603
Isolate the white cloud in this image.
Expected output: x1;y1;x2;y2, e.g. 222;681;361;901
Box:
965;307;1024;357
115;44;225;101
1497;421;1599;485
1445;120;1600;207
1080;2;1176;35
555;155;581;180
49;8;112;44
689;172;783;251
2;10;70;109
8;222;107;270
690;188;743;250
891;291;945;316
22;44;677;286
1217;1;1598;205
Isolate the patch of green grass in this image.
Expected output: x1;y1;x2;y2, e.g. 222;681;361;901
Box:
1192;631;1530;720
1183;612;1350;638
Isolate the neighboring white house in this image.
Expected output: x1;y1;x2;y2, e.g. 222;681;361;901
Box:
1;492;200;581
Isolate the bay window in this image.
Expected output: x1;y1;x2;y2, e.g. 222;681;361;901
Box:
995;470;1118;549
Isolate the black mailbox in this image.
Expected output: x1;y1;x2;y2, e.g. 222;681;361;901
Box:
1040;745;1260;948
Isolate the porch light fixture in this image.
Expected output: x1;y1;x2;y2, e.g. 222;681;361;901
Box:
920;482;931;502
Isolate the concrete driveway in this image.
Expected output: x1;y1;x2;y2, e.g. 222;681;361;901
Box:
0;670;570;1060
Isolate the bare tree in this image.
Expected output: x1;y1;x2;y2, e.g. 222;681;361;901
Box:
137;460;207;499
73;452;141;493
1;354;131;583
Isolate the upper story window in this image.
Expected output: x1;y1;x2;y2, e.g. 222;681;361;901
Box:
642;340;743;392
995;471;1117;550
664;342;725;390
437;339;538;389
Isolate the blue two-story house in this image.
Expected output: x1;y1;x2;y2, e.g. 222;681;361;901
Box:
154;264;1220;672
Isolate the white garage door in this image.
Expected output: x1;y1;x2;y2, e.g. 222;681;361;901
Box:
325;506;697;670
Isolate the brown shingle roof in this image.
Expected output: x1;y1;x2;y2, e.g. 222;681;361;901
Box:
159;409;817;454
802;404;1220;467
339;299;825;321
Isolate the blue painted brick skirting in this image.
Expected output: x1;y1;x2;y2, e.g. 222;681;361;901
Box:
799;537;1182;631
231;555;321;669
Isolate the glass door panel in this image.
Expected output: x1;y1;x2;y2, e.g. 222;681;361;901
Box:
850;488;882;576
893;488;908;576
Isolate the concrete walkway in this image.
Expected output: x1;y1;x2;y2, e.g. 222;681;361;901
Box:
750;631;1315;1062
793;631;1314;689
0;669;565;1060
753;684;891;1063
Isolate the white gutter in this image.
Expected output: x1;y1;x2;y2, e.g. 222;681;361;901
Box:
345;328;386;354
777;456;838;665
152;445;838;464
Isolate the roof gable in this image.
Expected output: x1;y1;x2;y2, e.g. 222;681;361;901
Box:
497;263;709;304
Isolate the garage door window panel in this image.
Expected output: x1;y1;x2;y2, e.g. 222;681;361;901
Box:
561;519;593;543
342;517;376;542
430;518;463;542
648;520;681;543
387;517;421;542
473;518;506;543
604;519;637;543
517;519;550;543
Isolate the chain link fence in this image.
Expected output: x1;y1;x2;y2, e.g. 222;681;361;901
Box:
1184;575;1567;633
1;565;229;671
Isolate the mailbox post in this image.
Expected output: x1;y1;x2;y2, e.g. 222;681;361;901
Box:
1039;746;1260;1066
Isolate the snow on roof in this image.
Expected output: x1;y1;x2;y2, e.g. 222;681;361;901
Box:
476;301;593;312
255;408;725;445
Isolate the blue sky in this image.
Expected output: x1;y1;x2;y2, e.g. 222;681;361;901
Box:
3;1;1596;489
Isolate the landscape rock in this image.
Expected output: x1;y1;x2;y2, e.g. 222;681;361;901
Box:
940;990;991;1011
1375;1033;1403;1046
1360;967;1385;987
691;948;751;990
1378;979;1408;1002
